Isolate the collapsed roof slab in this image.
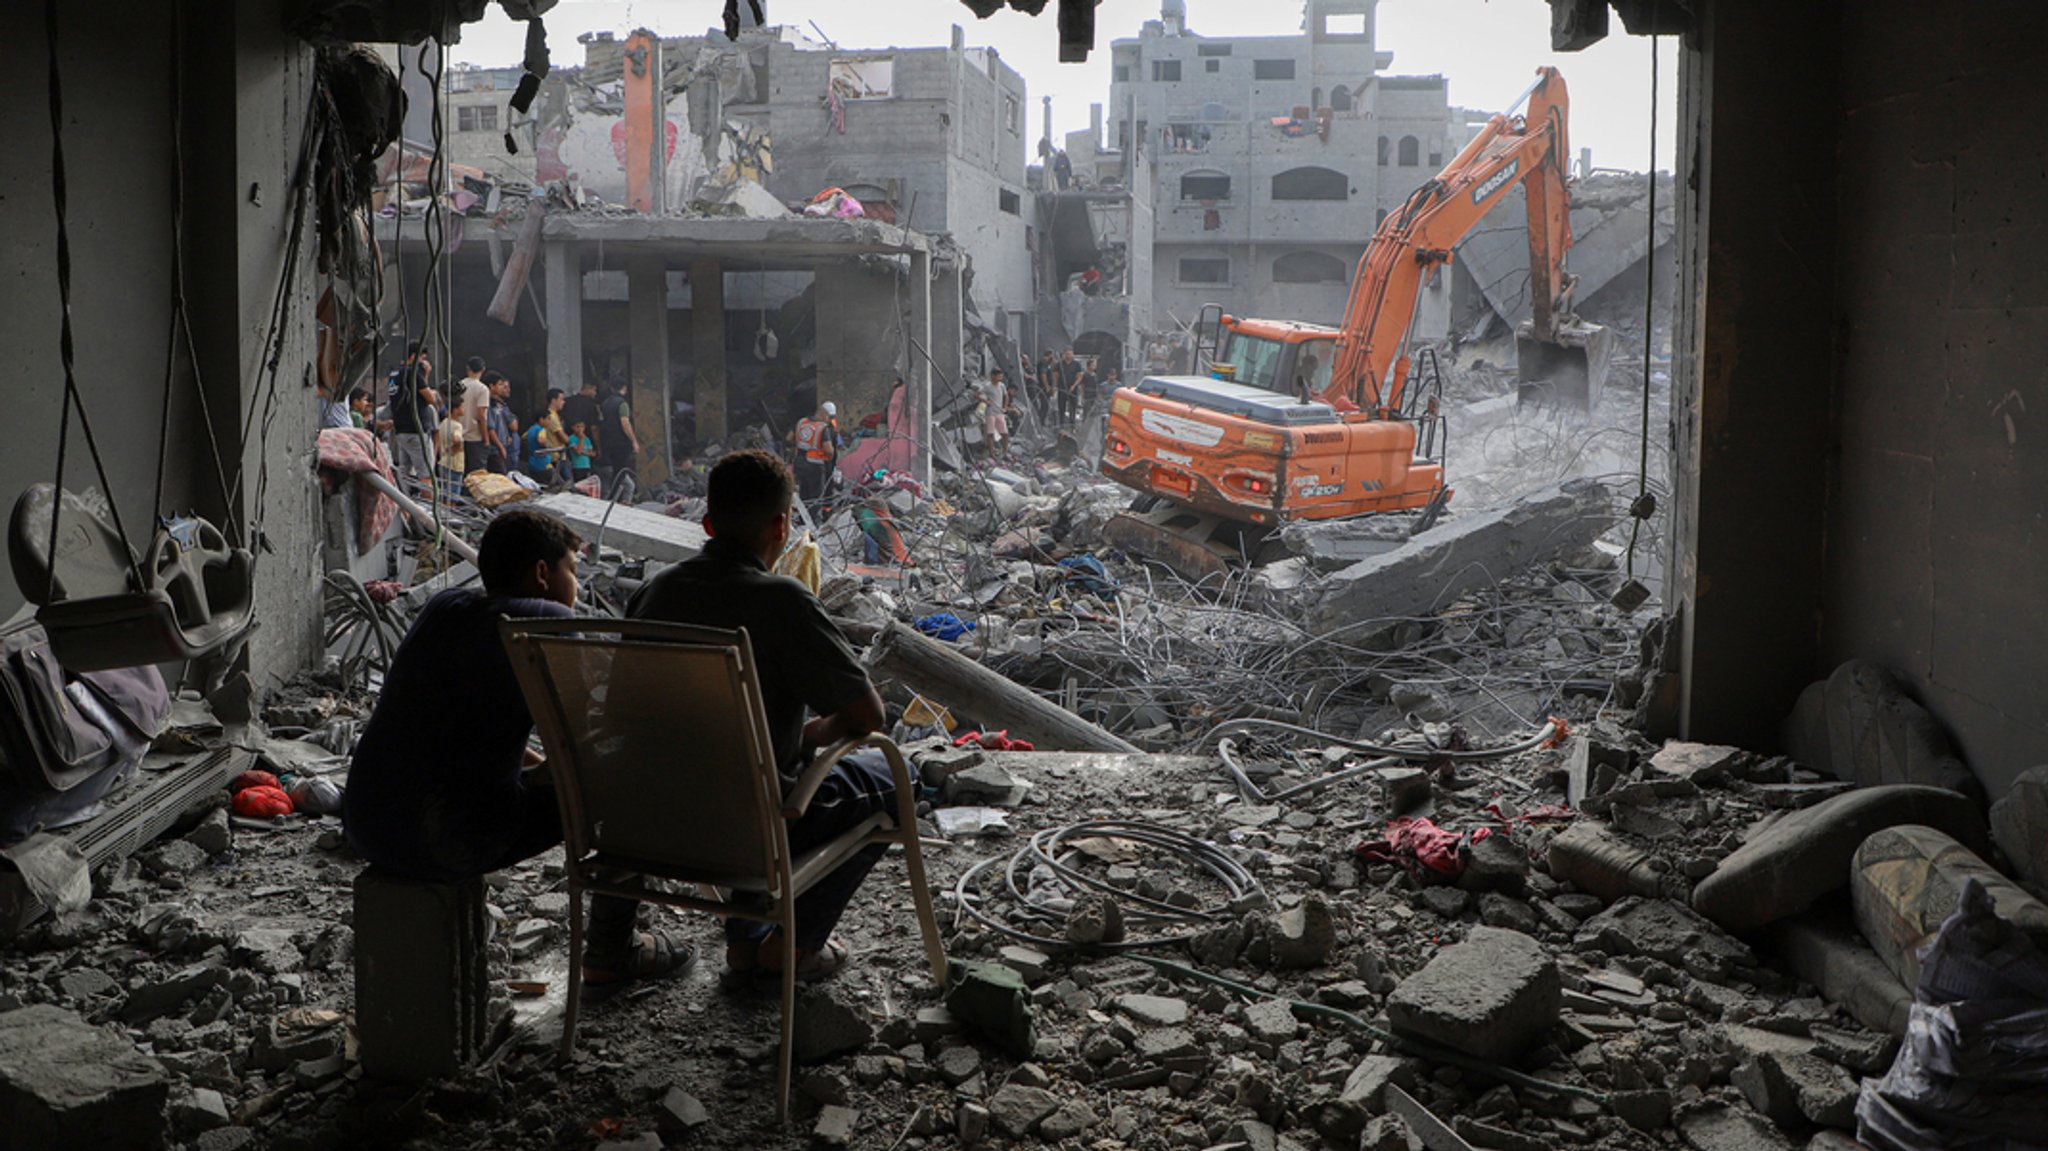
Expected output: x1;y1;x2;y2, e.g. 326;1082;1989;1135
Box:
540;213;937;266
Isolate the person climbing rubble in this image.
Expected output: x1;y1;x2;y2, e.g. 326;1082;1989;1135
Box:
342;508;693;985
626;450;894;981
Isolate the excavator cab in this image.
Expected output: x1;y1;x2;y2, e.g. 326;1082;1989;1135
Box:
1212;321;1340;405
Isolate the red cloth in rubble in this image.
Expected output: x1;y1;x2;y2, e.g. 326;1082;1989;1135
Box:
231;769;281;794
233;785;294;818
1353;816;1493;884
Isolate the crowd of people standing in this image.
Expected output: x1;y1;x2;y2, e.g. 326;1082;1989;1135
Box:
333;343;643;495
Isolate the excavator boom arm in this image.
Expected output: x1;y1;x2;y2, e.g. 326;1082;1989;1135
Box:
1327;66;1575;411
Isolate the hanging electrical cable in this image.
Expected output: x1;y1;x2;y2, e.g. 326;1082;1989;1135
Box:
1626;36;1661;581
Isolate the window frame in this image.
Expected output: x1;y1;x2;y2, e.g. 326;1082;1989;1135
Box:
1177;256;1231;285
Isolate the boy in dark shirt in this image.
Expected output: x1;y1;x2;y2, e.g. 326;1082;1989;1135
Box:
626;450;890;980
343;508;690;984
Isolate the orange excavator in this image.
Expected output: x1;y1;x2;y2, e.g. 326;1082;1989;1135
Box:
1101;66;1611;575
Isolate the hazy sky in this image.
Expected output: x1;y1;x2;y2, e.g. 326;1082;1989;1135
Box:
451;0;1678;171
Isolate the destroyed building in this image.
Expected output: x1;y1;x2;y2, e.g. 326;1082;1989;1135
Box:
0;1;2043;1150
1107;0;1487;339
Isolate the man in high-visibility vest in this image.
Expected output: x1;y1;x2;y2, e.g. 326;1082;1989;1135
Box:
788;400;839;503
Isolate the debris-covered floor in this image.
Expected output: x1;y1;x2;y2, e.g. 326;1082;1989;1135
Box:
4;378;2041;1151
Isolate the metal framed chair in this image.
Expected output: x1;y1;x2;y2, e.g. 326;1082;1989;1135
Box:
497;617;946;1124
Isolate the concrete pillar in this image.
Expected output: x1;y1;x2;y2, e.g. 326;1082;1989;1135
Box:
908;249;934;483
689;259;728;444
353;869;489;1082
1667;0;1839;745
932;260;966;409
543;242;583;393
627;254;672;483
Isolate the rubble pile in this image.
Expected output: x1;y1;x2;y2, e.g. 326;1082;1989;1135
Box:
3;397;2037;1151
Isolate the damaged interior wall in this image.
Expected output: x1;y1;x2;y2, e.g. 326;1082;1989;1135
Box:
0;0;322;693
1820;0;2048;796
1669;0;2048;796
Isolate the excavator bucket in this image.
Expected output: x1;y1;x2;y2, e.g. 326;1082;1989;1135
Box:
1515;318;1616;410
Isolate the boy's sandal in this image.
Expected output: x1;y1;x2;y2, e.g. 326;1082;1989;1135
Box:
728;931;852;982
582;929;695;987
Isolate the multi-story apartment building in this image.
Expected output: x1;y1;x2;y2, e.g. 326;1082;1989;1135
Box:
1107;0;1481;342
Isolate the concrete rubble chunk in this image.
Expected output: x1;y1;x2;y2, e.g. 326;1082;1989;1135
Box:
1338;1054;1412;1109
181;808;232;857
986;1084;1059;1138
1692;784;1991;933
955;1101;990;1146
812;1104;859;1147
195;1129;257;1151
1648;741;1745;783
1386;925;1561;1062
1064;891;1127;944
171;1085;232;1133
1116;994;1189;1027
1675;1101;1799;1151
1303;479;1612;634
1269;894;1337;968
1242;999;1300;1044
1039;1099;1100;1140
138;837;211;877
1576;896;1752;969
791;989;874;1064
934;1044;982;1086
1990;765;2048;893
656;1086;709;1133
1730;1044;1859;1130
997;944;1053;984
1457;833;1530;895
1610;1089;1673;1132
1852;823;2048;988
0;1004;170;1151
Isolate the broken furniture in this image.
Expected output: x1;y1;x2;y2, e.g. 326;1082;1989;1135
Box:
0;746;246;937
9;485;254;674
352;868;492;1082
499;618;947;1124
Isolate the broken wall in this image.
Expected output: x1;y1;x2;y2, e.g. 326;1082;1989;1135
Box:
0;0;322;692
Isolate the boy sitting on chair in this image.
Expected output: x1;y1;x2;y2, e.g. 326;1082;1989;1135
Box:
343;508;691;985
627;449;892;981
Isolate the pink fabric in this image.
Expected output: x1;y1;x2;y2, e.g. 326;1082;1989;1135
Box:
317;428;399;554
838;384;914;482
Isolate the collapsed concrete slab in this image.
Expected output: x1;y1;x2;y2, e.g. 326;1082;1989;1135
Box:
1851;824;2048;988
0;1004;169;1150
530;492;707;564
1303;479;1611;635
1385;925;1560;1063
1691;784;1990;934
